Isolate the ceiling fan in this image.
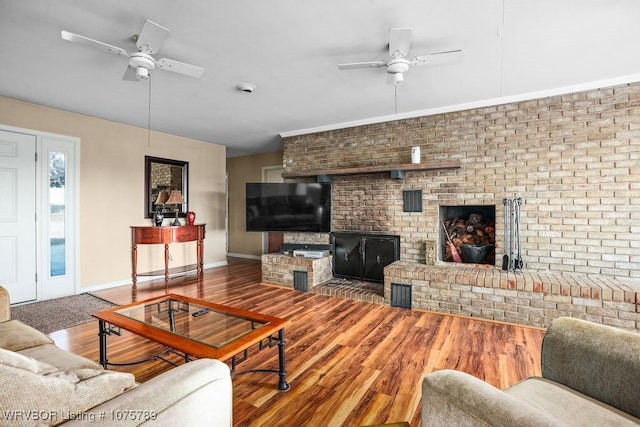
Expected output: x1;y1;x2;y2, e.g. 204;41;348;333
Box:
338;28;461;85
61;19;205;81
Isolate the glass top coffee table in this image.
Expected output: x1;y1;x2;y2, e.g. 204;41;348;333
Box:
93;293;291;391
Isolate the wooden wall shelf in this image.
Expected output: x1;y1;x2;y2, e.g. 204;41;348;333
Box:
281;160;461;180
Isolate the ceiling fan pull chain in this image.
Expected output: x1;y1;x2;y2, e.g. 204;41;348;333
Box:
395;84;398;114
147;75;152;147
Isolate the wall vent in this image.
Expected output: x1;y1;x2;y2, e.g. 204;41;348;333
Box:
293;270;308;292
391;283;412;309
403;190;422;212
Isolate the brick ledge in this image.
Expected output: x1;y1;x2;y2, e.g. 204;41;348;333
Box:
384;261;640;331
385;261;639;303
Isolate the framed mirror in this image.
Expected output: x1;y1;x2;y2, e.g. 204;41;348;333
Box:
144;156;188;219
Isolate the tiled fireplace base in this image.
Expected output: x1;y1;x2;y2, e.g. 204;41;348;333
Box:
385;261;640;332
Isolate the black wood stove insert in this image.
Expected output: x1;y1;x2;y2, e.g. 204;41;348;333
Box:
331;233;400;283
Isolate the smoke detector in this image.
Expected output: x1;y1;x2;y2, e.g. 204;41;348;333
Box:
236;83;256;93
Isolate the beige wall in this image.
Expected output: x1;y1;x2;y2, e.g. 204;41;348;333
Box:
226;151;283;257
0;96;227;289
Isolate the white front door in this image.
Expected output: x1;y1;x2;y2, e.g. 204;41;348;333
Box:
0;130;37;303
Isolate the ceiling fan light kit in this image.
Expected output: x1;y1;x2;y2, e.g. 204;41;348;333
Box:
61;19;205;81
136;67;150;80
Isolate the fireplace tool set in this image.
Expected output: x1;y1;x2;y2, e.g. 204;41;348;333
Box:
502;197;523;271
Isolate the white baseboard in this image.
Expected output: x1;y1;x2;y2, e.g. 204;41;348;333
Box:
227;253;262;260
81;260;229;293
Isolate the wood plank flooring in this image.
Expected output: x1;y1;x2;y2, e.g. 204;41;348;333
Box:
49;258;545;427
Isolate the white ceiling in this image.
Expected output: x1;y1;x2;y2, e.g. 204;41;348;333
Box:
1;1;639;157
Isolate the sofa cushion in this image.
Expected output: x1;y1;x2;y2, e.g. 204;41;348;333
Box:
0;319;53;351
18;343;103;371
0;348;135;426
0;347;57;374
0;286;10;322
506;377;640;427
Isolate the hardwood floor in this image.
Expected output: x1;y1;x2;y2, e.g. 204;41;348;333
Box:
50;258;545;427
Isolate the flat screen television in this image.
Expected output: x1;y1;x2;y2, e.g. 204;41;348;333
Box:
246;182;331;232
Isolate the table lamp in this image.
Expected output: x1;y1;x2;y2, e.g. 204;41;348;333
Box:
166;190;184;226
153;190;170;226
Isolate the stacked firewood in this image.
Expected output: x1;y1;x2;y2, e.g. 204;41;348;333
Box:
442;213;495;263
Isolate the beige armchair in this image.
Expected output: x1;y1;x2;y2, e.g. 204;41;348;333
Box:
422;317;640;426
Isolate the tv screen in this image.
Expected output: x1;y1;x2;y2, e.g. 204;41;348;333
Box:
246;183;331;232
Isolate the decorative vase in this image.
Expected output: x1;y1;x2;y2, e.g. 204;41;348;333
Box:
153;211;164;226
187;211;196;225
411;146;421;164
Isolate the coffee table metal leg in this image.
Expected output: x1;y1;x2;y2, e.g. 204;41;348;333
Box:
277;328;290;391
98;320;108;368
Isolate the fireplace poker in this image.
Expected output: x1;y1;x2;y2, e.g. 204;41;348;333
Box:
502;198;509;271
514;197;523;270
509;198;516;270
440;218;462;263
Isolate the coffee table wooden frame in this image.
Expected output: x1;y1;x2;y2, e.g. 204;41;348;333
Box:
92;293;291;391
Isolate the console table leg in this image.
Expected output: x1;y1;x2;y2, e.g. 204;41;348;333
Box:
98;320;108;368
132;244;138;285
277;328;290;391
164;243;170;282
197;238;203;275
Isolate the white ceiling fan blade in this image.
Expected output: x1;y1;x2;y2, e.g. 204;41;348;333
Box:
156;58;205;78
388;28;413;58
410;49;463;66
136;19;170;54
61;30;128;56
337;61;385;70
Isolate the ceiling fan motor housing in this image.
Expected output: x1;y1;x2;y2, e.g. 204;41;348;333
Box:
386;58;409;74
129;52;155;79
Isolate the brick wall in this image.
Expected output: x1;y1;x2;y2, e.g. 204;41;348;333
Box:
261;253;332;288
283;81;640;284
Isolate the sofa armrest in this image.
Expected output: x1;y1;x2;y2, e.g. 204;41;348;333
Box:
65;358;232;426
422;370;564;427
541;316;640;419
0;286;10;322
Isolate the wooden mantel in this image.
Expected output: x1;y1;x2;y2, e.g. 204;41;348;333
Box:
281;159;461;180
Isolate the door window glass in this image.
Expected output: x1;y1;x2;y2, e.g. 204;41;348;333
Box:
49;152;66;276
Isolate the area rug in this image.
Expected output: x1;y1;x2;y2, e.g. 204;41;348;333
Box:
10;293;116;334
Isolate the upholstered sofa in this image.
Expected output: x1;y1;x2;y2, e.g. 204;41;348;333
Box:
0;286;232;426
422;317;640;426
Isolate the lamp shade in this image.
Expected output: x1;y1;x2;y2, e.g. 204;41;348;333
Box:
154;190;169;205
166;190;184;205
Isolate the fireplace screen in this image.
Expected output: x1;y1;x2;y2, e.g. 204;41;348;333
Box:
439;205;495;264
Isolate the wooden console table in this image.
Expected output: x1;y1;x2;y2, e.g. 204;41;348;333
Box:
131;224;205;286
